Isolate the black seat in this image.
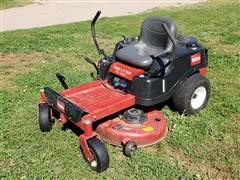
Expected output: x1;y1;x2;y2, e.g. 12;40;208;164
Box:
116;16;177;70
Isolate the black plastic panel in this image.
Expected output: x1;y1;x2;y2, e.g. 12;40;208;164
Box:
131;37;208;106
44;87;87;123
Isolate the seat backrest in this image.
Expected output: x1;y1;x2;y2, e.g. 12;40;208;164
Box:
140;16;177;53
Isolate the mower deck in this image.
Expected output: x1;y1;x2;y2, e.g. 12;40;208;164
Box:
96;110;167;147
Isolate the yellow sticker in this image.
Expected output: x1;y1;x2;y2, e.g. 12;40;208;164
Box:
142;126;154;132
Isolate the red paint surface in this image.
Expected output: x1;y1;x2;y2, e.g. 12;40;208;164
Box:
60;80;135;123
39;80;136;162
96;110;167;147
38;73;167;161
199;67;208;75
109;62;144;81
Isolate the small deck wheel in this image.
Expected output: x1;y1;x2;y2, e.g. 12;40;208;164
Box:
87;138;109;172
38;103;53;132
123;141;137;157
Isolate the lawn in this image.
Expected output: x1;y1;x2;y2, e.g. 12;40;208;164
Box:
0;0;32;10
0;0;240;179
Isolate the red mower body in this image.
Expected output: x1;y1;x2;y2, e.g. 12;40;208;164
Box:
38;62;167;163
60;80;136;125
109;62;144;81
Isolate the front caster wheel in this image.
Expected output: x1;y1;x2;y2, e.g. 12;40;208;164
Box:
87;138;109;172
38;103;53;132
123;141;137;157
171;74;210;115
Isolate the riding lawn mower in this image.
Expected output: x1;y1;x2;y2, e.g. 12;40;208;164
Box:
38;11;210;172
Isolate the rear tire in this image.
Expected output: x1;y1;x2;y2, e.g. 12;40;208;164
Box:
171;74;210;115
87;138;109;172
38;103;53;132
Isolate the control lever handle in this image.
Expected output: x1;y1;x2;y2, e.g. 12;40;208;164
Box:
56;73;69;89
83;56;99;75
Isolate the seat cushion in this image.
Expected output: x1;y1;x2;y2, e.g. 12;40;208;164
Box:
116;41;163;70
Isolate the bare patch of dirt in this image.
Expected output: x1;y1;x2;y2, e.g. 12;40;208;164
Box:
0;77;15;91
144;144;160;154
165;146;234;179
233;30;240;37
0;53;42;74
0;52;43;90
205;37;239;56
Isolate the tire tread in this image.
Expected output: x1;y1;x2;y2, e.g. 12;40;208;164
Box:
172;74;210;115
87;138;109;172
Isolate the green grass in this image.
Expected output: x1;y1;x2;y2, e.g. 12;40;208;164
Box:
0;0;240;179
0;0;32;10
